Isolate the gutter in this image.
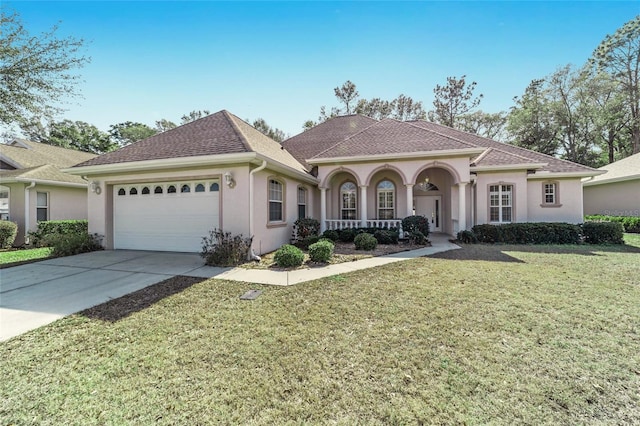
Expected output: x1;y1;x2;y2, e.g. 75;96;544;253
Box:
308;147;486;165
14;177;87;188
24;181;36;243
248;160;267;260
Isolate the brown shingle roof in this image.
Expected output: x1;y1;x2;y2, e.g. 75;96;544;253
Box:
0;139;96;169
281;115;377;169
0;164;88;185
74;110;308;173
585;151;640;185
409;120;596;173
312;119;478;159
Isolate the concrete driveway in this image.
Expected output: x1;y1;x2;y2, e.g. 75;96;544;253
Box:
0;250;228;342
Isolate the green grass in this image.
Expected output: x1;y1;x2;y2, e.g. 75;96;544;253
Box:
1;239;639;424
0;247;52;265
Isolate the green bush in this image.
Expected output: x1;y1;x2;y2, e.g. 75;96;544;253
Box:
0;221;18;249
29;220;88;247
456;230;477;244
585;215;640;233
293;218;320;241
296;235;320;250
582;221;624;245
308;239;334;263
321;229;340;242
373;229;399;245
338;228;357;243
402;215;429;238
274;244;305;267
407;230;428;245
44;232;103;257
472;223;582;244
200;229;253;266
354;233;377;250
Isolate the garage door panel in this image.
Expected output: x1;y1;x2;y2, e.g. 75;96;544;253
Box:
114;182;220;252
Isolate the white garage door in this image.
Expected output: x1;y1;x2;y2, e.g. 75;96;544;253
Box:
114;180;220;252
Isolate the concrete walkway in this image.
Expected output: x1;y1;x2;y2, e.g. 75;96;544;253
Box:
1;234;459;341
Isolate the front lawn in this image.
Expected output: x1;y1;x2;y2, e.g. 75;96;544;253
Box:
0;247;52;267
1;240;639;424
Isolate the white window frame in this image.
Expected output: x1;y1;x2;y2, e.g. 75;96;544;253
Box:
541;181;561;207
268;179;284;223
340;181;357;220
377;180;395;219
297;186;307;219
489;184;513;223
36;191;49;222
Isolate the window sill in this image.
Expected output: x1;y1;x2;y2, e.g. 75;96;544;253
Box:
267;222;288;229
540;204;563;208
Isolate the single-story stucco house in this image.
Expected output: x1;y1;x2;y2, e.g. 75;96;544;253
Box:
67;110;602;254
0;139;96;245
583;152;640;217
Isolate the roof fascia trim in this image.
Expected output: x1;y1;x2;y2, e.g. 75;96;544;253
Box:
308;148;486;164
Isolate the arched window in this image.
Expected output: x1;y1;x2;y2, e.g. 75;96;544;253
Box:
118;188;126;196
154;186;163;194
210;182;219;192
195;183;205;193
129;187;138;195
141;186;150;195
377;180;395;219
297;187;307;219
268;179;284;222
167;185;177;194
340;182;357;220
181;184;190;193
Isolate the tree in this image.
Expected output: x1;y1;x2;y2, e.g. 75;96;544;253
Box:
591;15;640;154
250;118;287;142
302;120;317;131
457;111;508;141
109;121;156;147
181;110;210;124
154;118;177;133
392;94;427;121
429;75;483;128
0;8;89;125
48;120;114;154
334;80;359;114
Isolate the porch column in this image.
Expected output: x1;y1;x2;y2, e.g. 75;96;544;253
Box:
359;185;367;227
405;184;414;217
320;187;327;233
458;182;468;232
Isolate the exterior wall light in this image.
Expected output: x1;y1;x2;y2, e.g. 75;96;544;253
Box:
224;172;236;188
90;181;102;194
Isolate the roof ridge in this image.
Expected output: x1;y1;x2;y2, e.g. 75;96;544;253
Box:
309;118;381;159
471;147;492;165
221;110;253;153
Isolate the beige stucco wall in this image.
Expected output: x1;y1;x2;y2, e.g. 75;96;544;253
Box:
527;178;584;223
86;165;251;250
475;171;529;224
3;183;87;246
583;179;640;217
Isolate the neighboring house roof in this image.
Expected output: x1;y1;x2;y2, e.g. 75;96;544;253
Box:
74;110;308;174
583;152;640;186
0;164;87;187
281;115;377;169
0;139;96;169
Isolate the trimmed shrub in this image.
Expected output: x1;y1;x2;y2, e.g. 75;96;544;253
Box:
201;229;253;266
585;215;640;233
308;239;334;263
582;221;624;245
44;232;103;257
373;229;399;245
402;215;429;238
293;218;320;241
407;230;428;245
321;229;340;242
29;220;89;247
296;235;320;250
274;244;305;267
472;223;582;244
338;228;357;243
0;221;18;249
354;233;377;250
456;230;477;244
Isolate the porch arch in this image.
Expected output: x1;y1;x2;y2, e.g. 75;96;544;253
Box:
411;161;462;185
320;166;363;188
364;164;409;186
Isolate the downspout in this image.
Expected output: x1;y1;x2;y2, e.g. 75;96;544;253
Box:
248;160;268;260
24;181;36;244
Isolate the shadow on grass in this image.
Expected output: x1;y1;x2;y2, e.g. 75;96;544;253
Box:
80;276;207;323
429;242;640;262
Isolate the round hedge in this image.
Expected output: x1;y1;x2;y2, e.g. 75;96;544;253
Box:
308;239;334;263
274;244;305;267
354;233;377;250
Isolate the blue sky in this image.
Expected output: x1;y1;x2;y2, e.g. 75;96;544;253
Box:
9;1;640;137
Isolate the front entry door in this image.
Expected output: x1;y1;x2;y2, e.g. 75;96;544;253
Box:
415;195;442;232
